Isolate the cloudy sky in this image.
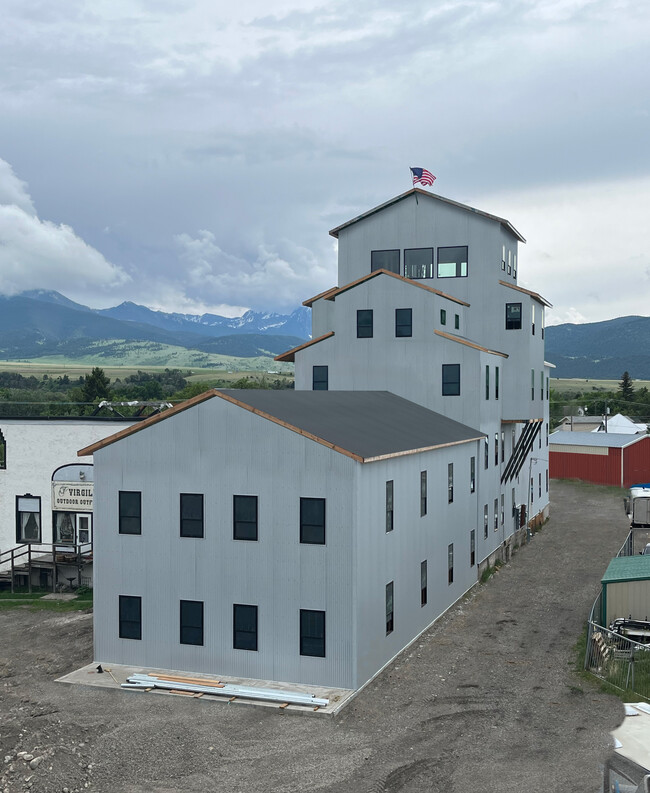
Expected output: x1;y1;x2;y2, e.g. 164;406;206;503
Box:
0;0;648;324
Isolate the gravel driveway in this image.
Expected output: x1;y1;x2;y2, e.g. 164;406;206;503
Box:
0;480;631;792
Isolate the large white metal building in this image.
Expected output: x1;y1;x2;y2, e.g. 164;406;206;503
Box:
82;188;552;690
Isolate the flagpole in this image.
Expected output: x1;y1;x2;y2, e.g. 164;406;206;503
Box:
410;168;418;204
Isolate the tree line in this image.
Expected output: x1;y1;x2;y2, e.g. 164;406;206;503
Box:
0;368;293;417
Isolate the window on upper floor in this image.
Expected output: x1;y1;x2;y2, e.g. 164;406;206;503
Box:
421;561;428;606
119;491;141;535
494;433;499;466
371;250;400;274
531;370;535;400
0;430;5;470
540;371;544;400
494;498;498;530
312;365;328;391
501;245;506;271
513;253;517;278
233;604;258;651
541;308;545;340
485;365;490;400
300;497;325;544
300;609;326;657
386;480;394;532
501;431;505;463
395;308;412;337
357;309;373;338
448;463;454;503
483;504;489;539
484;438;489;470
470;530;476;567
470;456;476;493
233;495;258;541
386;581;394;634
532;304;536;335
420;471;427;517
442;364;460;396
454;314;460;330
119;595;142;640
507;250;512;275
546;376;550;401
180;493;204;538
501;494;505;526
437;246;468;278
440;308;447;325
495;366;500;400
180;600;204;646
505;303;522;330
404;248;434;279
16;494;41;543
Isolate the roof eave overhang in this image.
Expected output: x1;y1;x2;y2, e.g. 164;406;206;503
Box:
274;331;334;362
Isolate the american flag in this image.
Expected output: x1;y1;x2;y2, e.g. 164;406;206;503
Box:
410;167;436;187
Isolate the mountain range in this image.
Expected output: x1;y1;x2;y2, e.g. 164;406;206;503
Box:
0;291;310;362
1;290;649;378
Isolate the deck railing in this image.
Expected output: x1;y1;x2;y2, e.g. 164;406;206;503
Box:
0;542;93;593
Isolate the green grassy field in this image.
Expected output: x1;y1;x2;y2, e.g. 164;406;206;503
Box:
551;377;650;394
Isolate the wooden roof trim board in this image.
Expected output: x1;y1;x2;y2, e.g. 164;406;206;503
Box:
434;330;509;358
498;280;552;308
364;435;485;463
77;390;218;456
328;188;526;243
274;331;335;363
302;287;338;308
325;269;470;307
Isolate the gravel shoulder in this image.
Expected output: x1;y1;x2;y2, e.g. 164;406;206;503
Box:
0;481;631;792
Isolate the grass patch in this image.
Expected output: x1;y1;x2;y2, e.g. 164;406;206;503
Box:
0;591;92;612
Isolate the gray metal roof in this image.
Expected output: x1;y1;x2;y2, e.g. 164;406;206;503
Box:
549;431;645;449
218;390;484;461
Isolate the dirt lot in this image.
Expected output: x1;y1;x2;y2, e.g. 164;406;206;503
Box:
0;481;632;792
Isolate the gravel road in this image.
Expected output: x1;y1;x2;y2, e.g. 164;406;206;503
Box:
0;480;631;792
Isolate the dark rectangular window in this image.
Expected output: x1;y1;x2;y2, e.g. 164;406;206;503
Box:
448;544;454;584
300;609;325;657
539;473;542;499
484;438;489;470
546;423;549;447
371;249;400;274
470;456;476;493
437;246;468;278
16;495;41;543
530;477;534;503
420;561;427;606
546;376;550;400
386;480;394;532
356;309;373;338
312;365;328;390
531;369;535;400
395;308;412;337
532;304;536;335
180;600;204;646
119;595;141;640
440;308;447;325
513;254;517;277
442;363;460;396
540;371;544;400
233;604;257;651
494;433;499;466
485;365;490;400
501;494;505;526
0;430;5;469
300;497;325;544
454;314;460;330
420;471;427;517
448;463;454;504
494;498;499;530
404;247;434;279
501;431;505;463
180;493;203;538
119;491;141;535
505;303;522;330
386;581;394;634
484;505;489;539
546;470;549;493
502;245;506;270
470;530;476;567
495;366;499;400
233;495;258;541
507;250;512;275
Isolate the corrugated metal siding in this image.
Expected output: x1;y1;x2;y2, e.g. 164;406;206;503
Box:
550;447;622;486
623;437;650;488
94;397;356;689
605;580;650;625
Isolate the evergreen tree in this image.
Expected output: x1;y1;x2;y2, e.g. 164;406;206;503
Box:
618;371;635;402
82;367;111;403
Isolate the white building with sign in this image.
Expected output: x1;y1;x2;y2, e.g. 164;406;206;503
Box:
0;417;138;587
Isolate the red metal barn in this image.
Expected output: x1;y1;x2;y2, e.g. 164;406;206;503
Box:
549;432;650;488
